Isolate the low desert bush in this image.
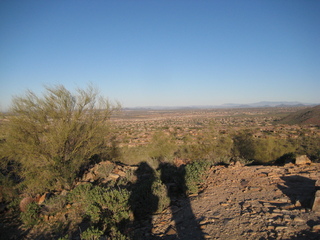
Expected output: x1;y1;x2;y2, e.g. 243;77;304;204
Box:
185;160;211;195
20;202;41;226
67;183;131;237
80;226;104;240
44;194;67;215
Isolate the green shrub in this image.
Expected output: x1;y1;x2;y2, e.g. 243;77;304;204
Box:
2;85;120;194
232;130;256;160
81;226;103;240
148;132;176;162
20;202;41;226
67;183;131;237
253;137;296;164
151;172;170;213
57;234;69;240
296;135;320;161
44;194;67;215
185;160;211;195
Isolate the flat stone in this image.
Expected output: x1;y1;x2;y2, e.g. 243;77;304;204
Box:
108;173;120;179
275;226;287;231
293;217;305;223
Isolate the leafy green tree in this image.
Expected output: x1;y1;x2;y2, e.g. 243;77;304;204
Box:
2;85;120;193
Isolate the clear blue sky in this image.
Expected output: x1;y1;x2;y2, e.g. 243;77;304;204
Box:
1;0;320;110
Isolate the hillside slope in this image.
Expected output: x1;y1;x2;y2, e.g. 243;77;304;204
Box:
278;105;320;125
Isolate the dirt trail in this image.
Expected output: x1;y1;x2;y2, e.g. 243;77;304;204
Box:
151;163;320;240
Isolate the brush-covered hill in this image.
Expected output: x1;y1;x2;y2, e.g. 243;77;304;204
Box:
278;105;320;125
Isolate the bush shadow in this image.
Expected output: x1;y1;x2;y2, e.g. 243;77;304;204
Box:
278;175;316;208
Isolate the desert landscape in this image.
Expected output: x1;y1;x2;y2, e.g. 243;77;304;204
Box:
2;1;319;239
1;93;320;240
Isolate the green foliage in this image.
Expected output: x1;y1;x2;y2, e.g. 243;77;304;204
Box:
2;85;120;194
296;135;320;161
118;131;176;166
0;172;18;202
81;226;104;240
44;194;67;215
57;234;69;240
118;145;150;165
253;137;296;164
178;126;233;161
95;162;114;179
185;160;211;195
232;130;256;160
20;202;41;226
151;172;170;213
148;132;176;162
67;183;131;233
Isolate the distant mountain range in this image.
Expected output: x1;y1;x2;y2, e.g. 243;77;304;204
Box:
125;101;318;110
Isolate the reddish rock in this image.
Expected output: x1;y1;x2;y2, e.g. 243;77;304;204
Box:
37;192;50;205
20;197;35;212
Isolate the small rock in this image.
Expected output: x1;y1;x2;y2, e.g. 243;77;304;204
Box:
200;225;206;230
109;173;120;179
43;214;49;222
37;192;50;205
312;190;320;212
295;155;311;165
293;217;305;223
203;233;211;239
275;226;287;231
166;226;176;235
267;225;275;230
313;224;320;231
315;179;320;187
83;172;96;182
60;190;69;196
295;200;302;207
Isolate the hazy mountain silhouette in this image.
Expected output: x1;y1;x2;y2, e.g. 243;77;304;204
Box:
124;101;317;110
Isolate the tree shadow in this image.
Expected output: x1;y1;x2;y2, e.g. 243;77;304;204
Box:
128;162;159;239
278;175;316;208
159;162;205;240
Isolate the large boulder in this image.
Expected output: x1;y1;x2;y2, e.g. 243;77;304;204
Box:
295;155;311;165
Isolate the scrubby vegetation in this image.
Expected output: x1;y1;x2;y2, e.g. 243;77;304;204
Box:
0;85;319;239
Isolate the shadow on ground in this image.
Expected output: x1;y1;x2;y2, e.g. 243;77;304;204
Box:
278;175;316;208
128;162;205;239
158;162;205;240
278;175;320;239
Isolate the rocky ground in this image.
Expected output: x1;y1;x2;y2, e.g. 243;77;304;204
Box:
148;163;320;240
1;163;319;240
